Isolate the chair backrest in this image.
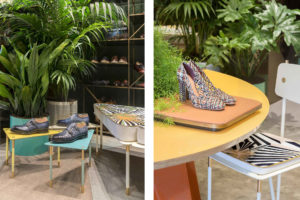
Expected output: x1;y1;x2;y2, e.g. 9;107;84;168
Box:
275;63;300;104
275;63;300;137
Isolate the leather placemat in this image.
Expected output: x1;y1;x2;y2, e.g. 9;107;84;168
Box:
155;96;262;131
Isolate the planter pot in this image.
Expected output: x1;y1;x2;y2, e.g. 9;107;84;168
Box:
10;115;49;156
47;100;78;125
250;76;266;94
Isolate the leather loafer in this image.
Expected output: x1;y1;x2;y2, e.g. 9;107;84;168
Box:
11;117;49;134
57;113;89;126
52;122;88;143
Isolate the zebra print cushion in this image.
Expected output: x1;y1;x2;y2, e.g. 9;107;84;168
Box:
224;132;300;168
95;104;144;127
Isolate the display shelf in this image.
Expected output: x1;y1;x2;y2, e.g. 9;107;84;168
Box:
84;84;129;89
129;13;144;17
130;38;144;41
83;0;144;109
130;87;144;90
93;62;128;66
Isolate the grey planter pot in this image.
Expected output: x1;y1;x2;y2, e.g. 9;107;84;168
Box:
47;100;78;125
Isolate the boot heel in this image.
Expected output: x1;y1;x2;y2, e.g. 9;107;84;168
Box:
179;81;187;102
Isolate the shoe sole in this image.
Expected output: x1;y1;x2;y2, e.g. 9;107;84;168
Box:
11;128;49;135
52;133;88;143
56;122;89;127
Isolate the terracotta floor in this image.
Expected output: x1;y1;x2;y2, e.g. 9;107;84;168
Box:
196;99;300;200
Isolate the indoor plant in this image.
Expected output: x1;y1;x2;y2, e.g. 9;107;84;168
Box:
155;0;221;58
203;0;300;92
0;0;127;124
0;42;67;155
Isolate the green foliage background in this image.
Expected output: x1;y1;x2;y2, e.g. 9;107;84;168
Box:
154;27;182;99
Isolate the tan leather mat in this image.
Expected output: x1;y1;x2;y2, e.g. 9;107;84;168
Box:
155;96;262;131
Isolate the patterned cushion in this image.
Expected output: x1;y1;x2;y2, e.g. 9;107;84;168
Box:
95;104;144;127
212;132;300;175
94;104;144;143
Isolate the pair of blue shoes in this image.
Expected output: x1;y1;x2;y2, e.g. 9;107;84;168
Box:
53;114;89;143
11;114;90;143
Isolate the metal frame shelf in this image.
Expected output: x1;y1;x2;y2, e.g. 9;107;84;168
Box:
83;0;144;108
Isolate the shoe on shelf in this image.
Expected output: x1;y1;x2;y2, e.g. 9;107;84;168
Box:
121;80;128;87
100;57;110;64
52;122;88;143
94;80;110;85
57;113;89;126
134;61;144;73
91;59;99;64
111;56;119;63
189;61;236;105
11;117;49;134
177;63;225;111
119;56;128;64
113;80;121;86
136;82;144;87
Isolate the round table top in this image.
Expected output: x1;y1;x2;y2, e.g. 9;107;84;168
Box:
154;70;270;169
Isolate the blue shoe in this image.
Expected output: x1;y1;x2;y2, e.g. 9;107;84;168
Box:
52;122;88;143
57;113;89;126
11;117;49;134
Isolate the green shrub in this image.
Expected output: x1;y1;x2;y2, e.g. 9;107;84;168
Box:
154;27;182;99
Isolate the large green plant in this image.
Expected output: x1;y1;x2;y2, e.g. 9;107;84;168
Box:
203;0;300;80
0;42;66;117
154;27;182;99
0;0;126;100
155;0;221;57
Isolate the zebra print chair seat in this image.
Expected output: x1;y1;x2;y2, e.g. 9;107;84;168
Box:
212;132;300;175
208;63;300;200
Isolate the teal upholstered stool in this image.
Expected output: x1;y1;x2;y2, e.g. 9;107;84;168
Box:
45;129;94;193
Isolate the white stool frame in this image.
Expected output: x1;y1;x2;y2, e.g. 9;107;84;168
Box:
208;63;300;200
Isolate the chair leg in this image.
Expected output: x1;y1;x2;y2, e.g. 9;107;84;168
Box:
208;157;212;200
269;177;275;200
257;180;261;200
277;174;281;200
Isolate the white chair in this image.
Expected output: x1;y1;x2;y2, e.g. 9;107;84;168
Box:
207;63;300;200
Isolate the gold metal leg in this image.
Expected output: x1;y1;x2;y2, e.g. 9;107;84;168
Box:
81;149;85;193
11;140;15;178
57;147;60;167
49;146;53;187
96;128;99;155
6;136;8;165
100;121;103;150
126;145;130;195
257;180;261;192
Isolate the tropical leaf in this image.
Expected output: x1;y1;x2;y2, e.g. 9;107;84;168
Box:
0;55;18;76
217;0;255;22
0;83;13;101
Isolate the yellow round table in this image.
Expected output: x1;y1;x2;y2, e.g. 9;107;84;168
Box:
154;70;269;200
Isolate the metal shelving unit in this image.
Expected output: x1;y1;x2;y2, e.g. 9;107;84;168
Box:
82;0;144;111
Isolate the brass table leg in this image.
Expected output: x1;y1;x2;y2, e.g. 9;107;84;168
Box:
81;149;85;193
57;147;60;167
96;128;99;155
11;140;15;178
5;135;8;165
49;146;53;187
100;121;103;151
126;145;130;195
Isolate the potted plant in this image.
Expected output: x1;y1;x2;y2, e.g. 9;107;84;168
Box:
0;0;127;124
155;0;219;58
203;0;300;93
0;42;66;155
